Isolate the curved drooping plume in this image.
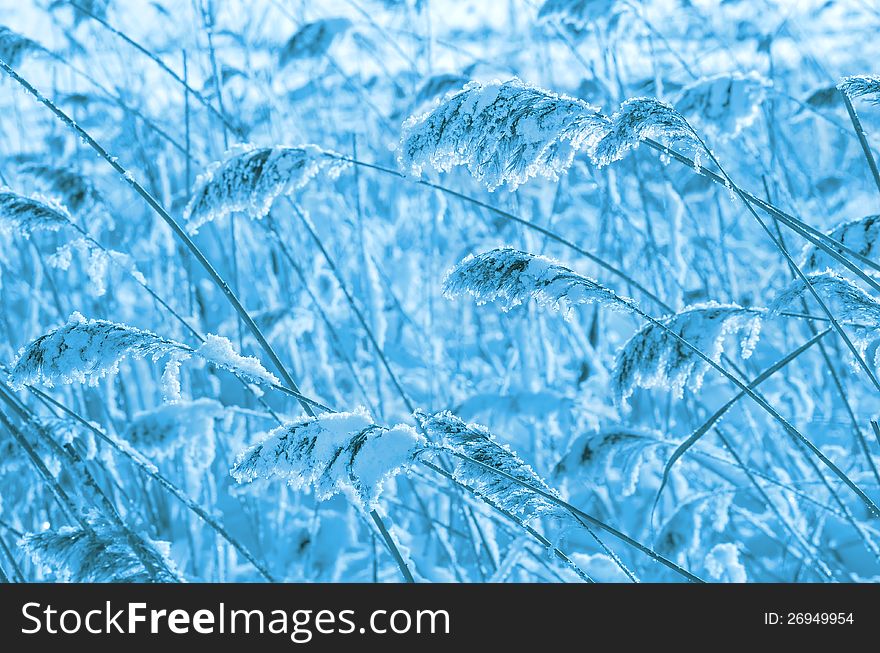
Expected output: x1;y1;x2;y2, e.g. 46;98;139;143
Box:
838;74;880;104
536;0;619;29
279;18;352;67
17;162;106;214
231;407;425;510
21;512;182;583
799;214;880;271
674;72;771;140
0;189;71;235
183;144;346;232
398;78;609;191
593;97;702;167
612;302;764;405
417;410;570;524
8;312;280;389
0;25;42;66
443;247;636;317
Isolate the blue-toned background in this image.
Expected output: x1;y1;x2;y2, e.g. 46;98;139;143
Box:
0;0;879;583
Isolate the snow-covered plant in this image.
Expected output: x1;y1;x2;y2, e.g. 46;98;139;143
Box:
417;410;569;523
800;215;880;271
838;75;880;104
17;162;105;214
704;543;747;583
231;407;425;510
612;302;764;404
536;0;619;29
279;18;352;67
21;512;182;583
0;25;41;66
592;97;701;167
125;398;224;459
674;72;770;140
443;247;636;317
8;312;280;389
770;271;880;359
0;189;71;235
398;78;609;191
183;144;346;232
48;238;146;297
554;426;666;497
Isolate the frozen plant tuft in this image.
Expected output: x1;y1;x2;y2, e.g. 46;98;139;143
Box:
704;543;747;583
184;144;347;232
231;407;426;510
195;334;281;386
0;189;71;236
799;215;880;271
536;0;619;29
612;302;764;405
418;410;570;523
8;312;188;389
443;247;636;317
398;78;609;191
21;512;182;583
674;72;771;140
838;75;880;104
592;97;701;167
279;18;352;67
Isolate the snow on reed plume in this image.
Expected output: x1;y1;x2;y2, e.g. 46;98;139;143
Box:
398;78;609;191
838;75;880;104
0;189;71;235
22;511;181;583
125;398;224;460
704;543;747;583
17;162;105;214
592;97;701;167
279;18;352;67
769;270;880;362
0;25;42;66
612;302;764;405
536;0;619;29
8;312;280;389
674;72;770;140
231;407;425;510
417;410;569;523
442;247;636;317
183;144;346;232
554;425;666;497
799;214;880;271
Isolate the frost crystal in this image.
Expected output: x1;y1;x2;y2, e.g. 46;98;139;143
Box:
8;312;188;389
443;247;636;317
0;189;71;236
612;302;764;405
592;97;701;167
799;214;880;272
22;511;182;583
398;78;609;191
674;72;770;140
231;407;425;509
838;75;880;104
183;144;347;232
418;410;569;523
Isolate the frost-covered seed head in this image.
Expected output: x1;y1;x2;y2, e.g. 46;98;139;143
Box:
231;407;425;510
592;97;701;167
398;78;609;191
612;302;764;405
183;144;347;232
443;247;636;317
674;72;771;140
0;189;71;236
838;75;880;104
799;215;880;272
